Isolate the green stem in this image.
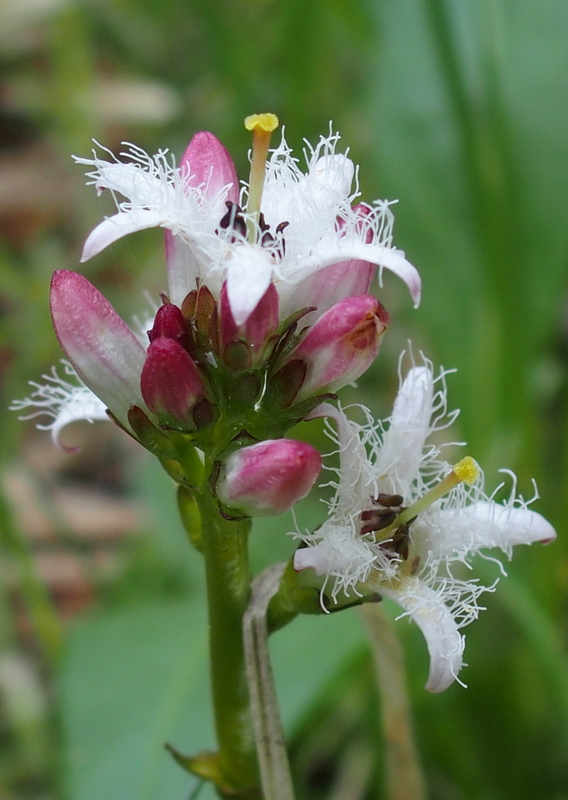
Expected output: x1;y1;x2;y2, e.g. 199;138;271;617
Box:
196;492;259;795
359;605;427;800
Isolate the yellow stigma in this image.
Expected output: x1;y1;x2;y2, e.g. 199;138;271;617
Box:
244;113;280;241
244;113;279;133
453;456;479;486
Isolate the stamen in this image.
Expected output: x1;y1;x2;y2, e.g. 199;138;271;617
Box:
244;113;279;241
378;455;480;538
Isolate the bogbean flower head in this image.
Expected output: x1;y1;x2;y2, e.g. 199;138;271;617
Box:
75;114;420;326
293;357;556;692
13;115;419;453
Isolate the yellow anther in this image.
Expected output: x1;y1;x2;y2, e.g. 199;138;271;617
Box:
244;113;279;133
453;456;479;486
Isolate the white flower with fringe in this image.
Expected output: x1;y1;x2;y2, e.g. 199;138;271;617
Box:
75;116;420;327
293;358;556;692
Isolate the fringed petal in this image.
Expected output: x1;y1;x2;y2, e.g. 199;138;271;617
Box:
81;210;166;262
382;579;464;693
308;242;421;307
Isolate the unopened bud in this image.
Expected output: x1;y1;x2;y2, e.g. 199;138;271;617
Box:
291;295;389;400
140;338;206;427
216;439;322;516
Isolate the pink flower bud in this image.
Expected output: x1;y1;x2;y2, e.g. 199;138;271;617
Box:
216;439;322;516
180;131;239;203
148;302;189;342
291;295;389;399
140;338;205;427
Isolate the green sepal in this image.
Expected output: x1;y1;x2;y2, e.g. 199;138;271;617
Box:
225;374;261;407
267;558;383;634
177;485;203;551
193;398;218;429
266;359;306;408
287;392;338;422
164;746;228;789
194;285;219;355
264;305;315;366
127;406;182;459
223;340;252;372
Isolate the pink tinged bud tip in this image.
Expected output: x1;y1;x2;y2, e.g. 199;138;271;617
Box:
292;294;389;398
216;439;322;516
148;302;188;342
140;338;205;426
49;270;148;427
180;131;239;204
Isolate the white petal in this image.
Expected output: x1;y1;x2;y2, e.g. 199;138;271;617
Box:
10;364;109;452
310;154;354;199
165;230;202;306
376;367;434;492
382;579;464;693
424;501;557;560
81;210;166;261
307;242;421;307
49;389;108;449
226;246;274;326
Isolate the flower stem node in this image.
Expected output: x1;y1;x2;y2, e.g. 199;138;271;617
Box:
216;439;322;517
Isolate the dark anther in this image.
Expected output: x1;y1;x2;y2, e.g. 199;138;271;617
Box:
410;556;421;575
375;493;404;507
217;202;247;240
360;509;397;536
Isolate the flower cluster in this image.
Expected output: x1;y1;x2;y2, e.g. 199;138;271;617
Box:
12;117;556;694
293;358;555;691
14;116;417;516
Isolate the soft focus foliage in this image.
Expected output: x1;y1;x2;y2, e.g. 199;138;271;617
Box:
1;1;567;799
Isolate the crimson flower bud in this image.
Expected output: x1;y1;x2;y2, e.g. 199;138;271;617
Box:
216;439;322;516
291;294;389;400
148;302;189;342
140;338;205;427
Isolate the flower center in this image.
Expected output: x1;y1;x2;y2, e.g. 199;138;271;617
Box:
360;457;480;562
218;202;289;257
244;113;279;242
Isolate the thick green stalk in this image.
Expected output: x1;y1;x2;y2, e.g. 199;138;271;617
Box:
196;491;259;796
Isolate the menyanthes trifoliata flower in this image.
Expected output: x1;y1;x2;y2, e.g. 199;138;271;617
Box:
293;358;556;692
13;117;419;454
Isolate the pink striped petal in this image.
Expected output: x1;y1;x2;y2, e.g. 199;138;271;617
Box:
293;295;389;398
165;132;239;303
50;270;147;427
281;259;374;322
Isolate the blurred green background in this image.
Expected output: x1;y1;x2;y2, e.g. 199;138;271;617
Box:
0;0;567;798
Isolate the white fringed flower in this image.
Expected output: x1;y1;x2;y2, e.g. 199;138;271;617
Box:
74;128;421;326
10;361;107;451
293;358;556;693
